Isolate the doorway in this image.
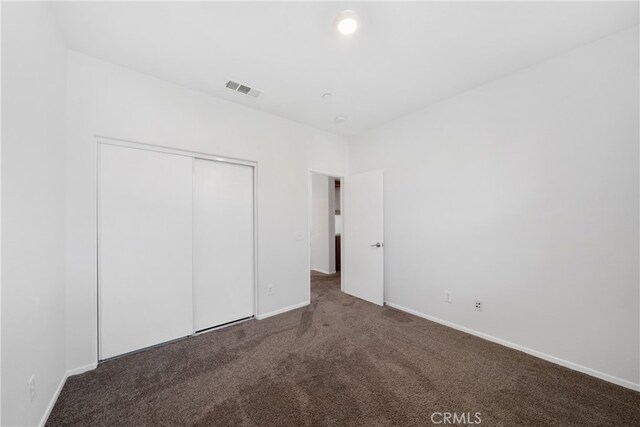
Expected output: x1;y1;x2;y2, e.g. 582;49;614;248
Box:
309;171;342;301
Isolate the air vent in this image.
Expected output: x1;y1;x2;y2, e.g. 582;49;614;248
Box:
226;80;262;98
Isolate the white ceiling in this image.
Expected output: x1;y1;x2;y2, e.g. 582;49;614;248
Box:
52;1;639;136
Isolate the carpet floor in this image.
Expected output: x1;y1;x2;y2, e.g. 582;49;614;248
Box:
48;272;640;426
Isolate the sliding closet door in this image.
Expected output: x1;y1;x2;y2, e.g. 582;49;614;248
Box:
193;159;254;331
99;144;193;359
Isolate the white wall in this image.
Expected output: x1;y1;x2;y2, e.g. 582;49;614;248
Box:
1;2;68;425
65;52;348;371
349;26;640;388
311;174;336;274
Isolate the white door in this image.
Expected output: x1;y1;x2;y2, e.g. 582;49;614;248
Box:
343;170;384;305
99;144;193;359
193;159;254;331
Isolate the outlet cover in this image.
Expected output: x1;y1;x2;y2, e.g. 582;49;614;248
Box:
444;291;452;303
474;299;483;311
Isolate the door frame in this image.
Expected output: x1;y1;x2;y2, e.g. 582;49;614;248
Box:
96;135;259;360
308;169;345;300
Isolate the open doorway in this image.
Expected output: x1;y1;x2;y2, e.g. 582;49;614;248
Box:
309;172;342;302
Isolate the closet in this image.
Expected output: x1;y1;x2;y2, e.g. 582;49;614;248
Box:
98;142;255;360
193;159;254;331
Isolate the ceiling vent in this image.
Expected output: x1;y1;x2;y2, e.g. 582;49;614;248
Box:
226;80;262;98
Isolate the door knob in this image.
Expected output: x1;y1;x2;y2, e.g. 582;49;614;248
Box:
370;242;383;248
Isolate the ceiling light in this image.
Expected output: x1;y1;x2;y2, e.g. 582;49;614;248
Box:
335;10;358;35
335;115;348;123
322;92;332;99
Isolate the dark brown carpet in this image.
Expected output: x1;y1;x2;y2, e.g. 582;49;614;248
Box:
48;272;640;426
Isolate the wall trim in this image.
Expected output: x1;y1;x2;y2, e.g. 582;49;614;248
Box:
42;298;307;424
385;301;640;392
39;372;66;427
39;363;98;426
311;268;336;275
38;298;639;425
66;362;98;377
256;300;309;320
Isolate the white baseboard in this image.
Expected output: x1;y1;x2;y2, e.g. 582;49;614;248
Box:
66;362;97;377
39;362;98;426
39;301;638;426
311;268;336;275
256;300;309;320
384;302;640;392
39;372;67;427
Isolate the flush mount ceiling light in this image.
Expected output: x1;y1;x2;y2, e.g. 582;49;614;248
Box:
335;10;358;35
335;115;348;123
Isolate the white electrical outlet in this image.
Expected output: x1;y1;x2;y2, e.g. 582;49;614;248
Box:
444;291;452;303
474;299;483;311
28;375;36;404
